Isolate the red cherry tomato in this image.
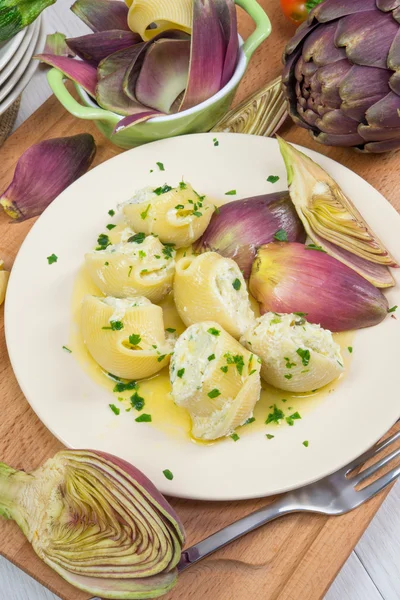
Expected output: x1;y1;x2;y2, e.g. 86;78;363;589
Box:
280;0;309;24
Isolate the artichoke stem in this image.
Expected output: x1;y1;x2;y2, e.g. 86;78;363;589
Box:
0;463;32;530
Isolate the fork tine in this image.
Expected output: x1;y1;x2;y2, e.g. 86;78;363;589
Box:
353;447;400;485
358;464;400;503
344;430;400;474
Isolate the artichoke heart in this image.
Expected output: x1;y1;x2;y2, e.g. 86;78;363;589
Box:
240;313;344;393
170;321;261;440
278;137;397;288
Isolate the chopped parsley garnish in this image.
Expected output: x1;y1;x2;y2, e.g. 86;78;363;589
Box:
274;229;288;242
96;233;110;250
220;366;228;373
286;412;301;426
140;204;151;220
162;245;174;259
208;327;220;336
193;211;203;217
266;434;275;439
388;305;398;313
232;278;241;290
163;469;174;480
47;253;58;264
265;404;284;424
179;181;187;190
156;161;165;171
138;250;146;259
270;316;282;325
130;391;145;411
284;374;293;380
225;353;245;375
267;175;280;184
106;223;116;230
157;354;167;362
208;388;221;399
214;205;220;214
104;261;109;266
348;346;353;353
153;184;172;195
128;232;146;244
208;354;216;361
62;345;72;353
302;440;309;447
102;320;124;331
284;357;296;369
108;209;115;216
129;334;141;346
225;189;237;196
175;204;185;210
113;380;136;393
296;348;310;366
166;328;176;333
249;369;257;375
135;413;152;422
177;368;185;378
245;417;256;425
294;312;308;317
230;433;240;441
306;244;326;252
154;255;161;259
109;404;120;415
128;266;133;277
213;137;219;146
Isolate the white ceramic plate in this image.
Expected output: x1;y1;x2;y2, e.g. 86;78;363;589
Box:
0;28;26;72
0;22;35;87
0;18;40;102
0;17;45;115
5;134;400;501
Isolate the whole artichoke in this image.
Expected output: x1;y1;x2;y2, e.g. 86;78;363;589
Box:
282;0;400;153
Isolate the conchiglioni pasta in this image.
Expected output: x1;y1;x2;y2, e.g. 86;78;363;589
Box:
174;252;255;339
170;321;261;440
81;295;174;380
122;182;214;247
240;312;344;392
85;227;175;303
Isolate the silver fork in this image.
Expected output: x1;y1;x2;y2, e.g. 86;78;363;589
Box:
89;429;399;599
178;428;400;571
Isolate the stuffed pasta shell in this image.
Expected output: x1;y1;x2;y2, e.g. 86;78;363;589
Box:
174;252;255;339
170;322;261;440
240;312;344;392
81;295;174;380
122;182;214;247
85;227;175;303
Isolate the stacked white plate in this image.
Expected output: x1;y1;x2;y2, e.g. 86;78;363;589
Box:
0;15;46;115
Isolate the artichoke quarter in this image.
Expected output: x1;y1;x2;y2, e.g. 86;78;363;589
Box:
282;0;400;153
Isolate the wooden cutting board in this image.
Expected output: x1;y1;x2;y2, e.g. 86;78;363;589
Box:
0;2;399;599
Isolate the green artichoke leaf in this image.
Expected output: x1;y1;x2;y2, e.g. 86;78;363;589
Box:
0;0;56;43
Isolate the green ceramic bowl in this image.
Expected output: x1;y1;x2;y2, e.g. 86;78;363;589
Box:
47;0;271;149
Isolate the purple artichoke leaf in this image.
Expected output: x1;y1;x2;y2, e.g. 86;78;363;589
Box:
135;39;191;113
97;44;145;79
96;67;146;115
113;110;161;135
375;0;400;11
365;91;400;128
179;0;225;111
66;31;142;66
315;109;360;134
313;0;377;22
389;71;400;95
363;138;400;152
44;32;75;57
34;55;97;97
393;6;400;23
358;123;400;142
334;11;398;69
70;0;130;32
302;22;346;67
284;22;318;57
214;0;239;87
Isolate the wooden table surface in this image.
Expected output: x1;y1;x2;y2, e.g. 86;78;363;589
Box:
2;1;400;600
